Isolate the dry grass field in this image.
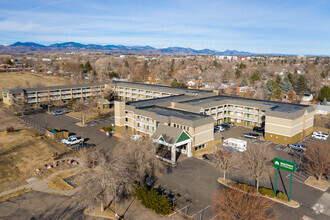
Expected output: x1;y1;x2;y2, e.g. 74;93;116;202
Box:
0;129;71;192
0;72;73;98
0;108;27;131
47;170;81;191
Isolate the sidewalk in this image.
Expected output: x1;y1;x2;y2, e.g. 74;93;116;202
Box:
0;157;83;198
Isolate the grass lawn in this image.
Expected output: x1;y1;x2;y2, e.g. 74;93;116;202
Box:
0;72;72;98
47;170;81;191
0;129;71;192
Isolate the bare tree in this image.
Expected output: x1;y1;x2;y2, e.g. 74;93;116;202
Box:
304;143;330;181
212;188;277;220
115;135;165;185
213;150;242;180
76;148;134;213
243;145;275;190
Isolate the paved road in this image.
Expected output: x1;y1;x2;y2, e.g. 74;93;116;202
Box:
24;112;119;150
0;191;93;220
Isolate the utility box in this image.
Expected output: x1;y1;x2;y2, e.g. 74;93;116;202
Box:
46;128;69;140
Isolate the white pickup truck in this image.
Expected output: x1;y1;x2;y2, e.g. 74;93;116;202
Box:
61;136;84;145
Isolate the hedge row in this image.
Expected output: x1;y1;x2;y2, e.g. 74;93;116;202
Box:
134;185;173;215
230;183;288;201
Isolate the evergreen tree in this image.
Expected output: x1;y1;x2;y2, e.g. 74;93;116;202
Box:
170;78;181;88
279;76;293;93
262;80;274;100
124;61;129;68
6;59;12;65
83;61;92;73
295;75;308;93
250;73;260;84
319;86;330;101
320;72;326;79
287;72;294;85
275;88;282;100
240;75;248;86
275;75;282;85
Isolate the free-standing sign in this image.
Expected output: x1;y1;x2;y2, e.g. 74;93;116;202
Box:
273;158;296;202
273;158;296;172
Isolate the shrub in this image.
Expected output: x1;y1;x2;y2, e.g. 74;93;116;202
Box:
134;185;173;215
101;126;112;132
6;126;15;133
258;187;274;197
276;192;288;201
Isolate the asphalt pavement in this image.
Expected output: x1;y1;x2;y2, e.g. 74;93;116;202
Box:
24;111;119;150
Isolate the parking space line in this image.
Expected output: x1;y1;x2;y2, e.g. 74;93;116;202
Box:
176;194;188;201
190;205;211;218
179;200;199;211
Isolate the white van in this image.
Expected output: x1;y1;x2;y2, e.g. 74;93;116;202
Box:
223;138;247;152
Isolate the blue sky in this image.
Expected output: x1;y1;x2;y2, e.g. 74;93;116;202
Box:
0;0;329;55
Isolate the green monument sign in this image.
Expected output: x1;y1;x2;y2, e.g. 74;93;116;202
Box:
273;157;296;202
273;158;296;172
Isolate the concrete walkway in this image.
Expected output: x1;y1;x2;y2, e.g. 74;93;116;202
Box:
0;157;83;198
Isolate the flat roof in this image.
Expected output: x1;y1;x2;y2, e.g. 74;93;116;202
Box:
6;82;106;94
111;81;213;95
180;95;311;113
127;94;191;108
139;105;209;120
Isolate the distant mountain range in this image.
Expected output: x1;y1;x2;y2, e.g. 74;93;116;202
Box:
0;41;293;56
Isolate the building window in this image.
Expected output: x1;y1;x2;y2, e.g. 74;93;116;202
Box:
195;144;206;151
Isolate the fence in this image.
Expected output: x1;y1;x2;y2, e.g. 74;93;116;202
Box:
4;108;47;134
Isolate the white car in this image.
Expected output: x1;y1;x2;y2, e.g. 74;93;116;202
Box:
214;126;225;132
61;136;76;144
312;133;328;140
61;136;84;145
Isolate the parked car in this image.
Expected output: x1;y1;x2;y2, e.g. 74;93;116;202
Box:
253;127;264;133
61;136;76;144
313;131;328;137
61;136;84;145
242;133;260;139
53;109;66;116
288;144;307;151
220;123;230;130
66;137;84;145
214;125;225;132
312;133;328;140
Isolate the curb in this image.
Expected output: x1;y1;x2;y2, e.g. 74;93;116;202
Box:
304;176;329;192
217;178;300;208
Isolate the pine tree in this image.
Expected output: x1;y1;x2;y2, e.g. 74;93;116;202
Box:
319;86;330;101
279;76;293;93
287;72;294;85
170;78;181;88
262;80;274;100
295;75;308;93
240;75;248;86
250;73;260;84
275;75;282;85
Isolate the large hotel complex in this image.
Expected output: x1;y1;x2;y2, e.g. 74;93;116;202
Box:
3;81;315;160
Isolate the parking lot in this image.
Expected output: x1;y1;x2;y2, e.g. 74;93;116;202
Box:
156;157;220;220
23;109;119;150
